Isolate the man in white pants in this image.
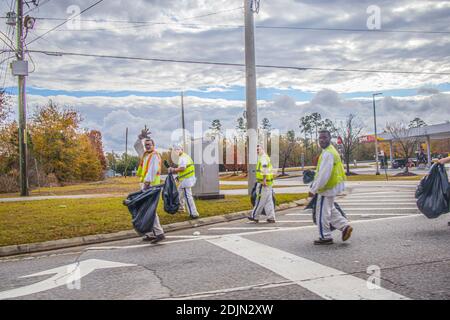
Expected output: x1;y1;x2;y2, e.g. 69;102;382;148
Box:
309;130;353;245
134;130;165;243
169;145;199;219
248;144;276;223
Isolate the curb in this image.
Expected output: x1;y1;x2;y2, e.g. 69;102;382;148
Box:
0;199;308;257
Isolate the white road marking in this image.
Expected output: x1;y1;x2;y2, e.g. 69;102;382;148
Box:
342;207;418;211
337;202;415;205
209;227;287;231
50;215;423;252
345;194;414;198
287;213;413;217
0;259;136;300
161;280;295;300
207;235;409;300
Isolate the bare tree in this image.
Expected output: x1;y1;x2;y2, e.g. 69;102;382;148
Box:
385;121;421;173
0;90;11;125
336;114;364;175
279;130;297;176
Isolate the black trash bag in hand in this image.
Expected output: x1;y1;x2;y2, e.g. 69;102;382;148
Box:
163;173;180;214
305;194;347;231
415;163;450;219
251;182;276;216
303;170;315;184
123;186;163;235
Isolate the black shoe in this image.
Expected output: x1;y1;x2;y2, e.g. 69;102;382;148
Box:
150;234;166;244
247;216;259;223
190;215;199;220
142;235;156;242
266;219;276;223
342;225;353;242
314;238;334;245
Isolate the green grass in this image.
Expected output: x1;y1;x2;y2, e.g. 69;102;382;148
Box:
0;177;141;198
0;193;307;247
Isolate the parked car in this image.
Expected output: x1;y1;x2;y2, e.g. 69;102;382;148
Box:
392;158;417;169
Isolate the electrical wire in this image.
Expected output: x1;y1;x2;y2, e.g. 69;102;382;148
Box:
24;0;51;15
26;49;450;76
9;17;450;35
26;0;105;46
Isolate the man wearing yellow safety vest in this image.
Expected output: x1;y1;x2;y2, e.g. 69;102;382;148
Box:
248;144;276;223
168;144;199;219
134;133;165;243
309;130;353;245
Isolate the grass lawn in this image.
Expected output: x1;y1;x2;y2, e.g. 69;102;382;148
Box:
0;177;142;198
0;193;307;247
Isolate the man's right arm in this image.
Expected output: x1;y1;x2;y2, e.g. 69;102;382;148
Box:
310;152;333;194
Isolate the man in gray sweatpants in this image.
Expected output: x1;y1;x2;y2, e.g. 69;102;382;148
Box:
309;130;353;245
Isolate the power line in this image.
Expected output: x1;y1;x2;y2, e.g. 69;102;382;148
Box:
24;0;51;15
254;25;450;35
0;0;15;91
26;49;450;75
175;6;243;21
18;17;450;35
26;0;105;46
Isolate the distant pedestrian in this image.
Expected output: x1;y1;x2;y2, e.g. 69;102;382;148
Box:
248;144;276;223
309;130;353;245
134;130;165;243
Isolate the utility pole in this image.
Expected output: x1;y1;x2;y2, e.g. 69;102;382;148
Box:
372;92;383;175
181;91;186;150
244;0;258;194
16;0;28;196
124;127;128;177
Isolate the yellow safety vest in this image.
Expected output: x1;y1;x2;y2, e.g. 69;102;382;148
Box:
178;153;195;182
316;144;346;193
136;151;161;185
256;154;274;186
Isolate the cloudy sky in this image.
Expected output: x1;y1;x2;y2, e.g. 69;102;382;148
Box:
1;0;449;153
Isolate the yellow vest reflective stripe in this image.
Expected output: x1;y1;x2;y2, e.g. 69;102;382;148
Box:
178;153;195;182
316;145;346;193
256;154;274;186
137;151;161;185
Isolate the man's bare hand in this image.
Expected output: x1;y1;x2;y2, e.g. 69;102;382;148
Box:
308;192;314;197
138;126;150;139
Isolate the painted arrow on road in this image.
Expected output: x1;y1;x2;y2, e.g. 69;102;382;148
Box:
0;259;136;300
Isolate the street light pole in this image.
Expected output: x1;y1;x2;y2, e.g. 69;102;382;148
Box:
181;91;186;150
372;92;383;175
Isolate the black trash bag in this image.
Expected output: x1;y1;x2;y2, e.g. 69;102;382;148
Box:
415;163;450;219
123;186;163;235
305;194;347;231
163;173;180;214
303;170;315;184
250;182;276;216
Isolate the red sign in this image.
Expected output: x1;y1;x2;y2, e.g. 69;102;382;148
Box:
337;136;343;145
359;135;376;143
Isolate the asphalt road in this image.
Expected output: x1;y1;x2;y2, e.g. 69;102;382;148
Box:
0;183;449;300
